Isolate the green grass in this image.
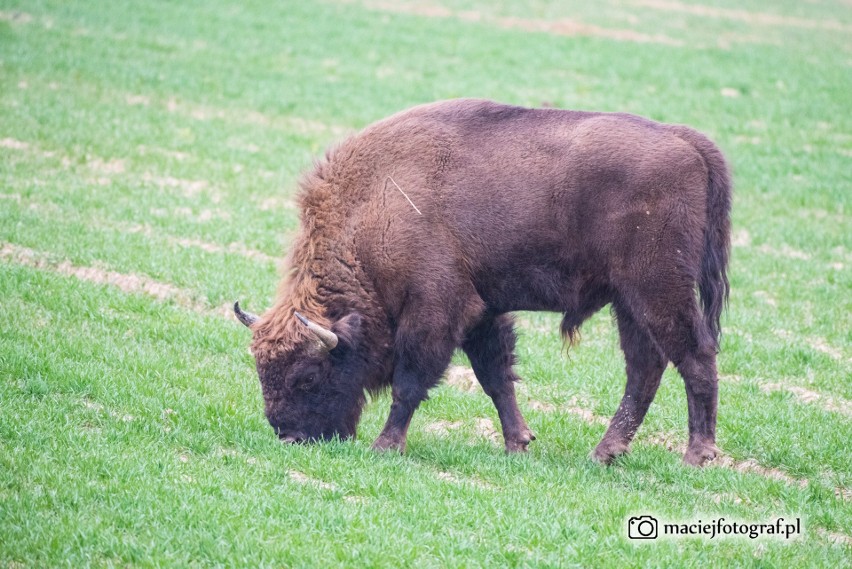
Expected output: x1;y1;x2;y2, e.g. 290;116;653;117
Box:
1;0;850;566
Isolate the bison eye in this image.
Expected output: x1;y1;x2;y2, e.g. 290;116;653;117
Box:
287;365;320;389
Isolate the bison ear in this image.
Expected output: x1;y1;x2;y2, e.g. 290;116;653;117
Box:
330;313;363;352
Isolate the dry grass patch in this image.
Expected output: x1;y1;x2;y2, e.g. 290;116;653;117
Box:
288;470;339;492
0;137;30;150
757;243;811;260
435;471;496;490
630;0;852;32
0;242;232;318
524;395;610;426
0;10;33;24
156;95;347;136
641;431;814;490
142;173;212;199
356;0;683;45
775;330;850;363
759;383;852;418
169;235;276;264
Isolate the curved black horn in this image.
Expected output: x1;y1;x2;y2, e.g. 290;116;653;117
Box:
294;311;339;350
234;301;259;327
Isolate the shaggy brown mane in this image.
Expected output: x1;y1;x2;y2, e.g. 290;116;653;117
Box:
251;142;372;361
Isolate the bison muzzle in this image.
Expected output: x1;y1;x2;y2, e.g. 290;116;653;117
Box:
235;99;731;467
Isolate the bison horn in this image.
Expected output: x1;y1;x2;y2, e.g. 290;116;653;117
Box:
233;301;259;327
294;311;339;350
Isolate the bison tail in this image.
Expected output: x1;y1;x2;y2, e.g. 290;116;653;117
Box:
676;127;732;349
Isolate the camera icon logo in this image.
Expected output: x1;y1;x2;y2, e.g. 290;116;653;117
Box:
628;515;659;540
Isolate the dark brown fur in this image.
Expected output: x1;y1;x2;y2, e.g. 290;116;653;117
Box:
243;99;731;466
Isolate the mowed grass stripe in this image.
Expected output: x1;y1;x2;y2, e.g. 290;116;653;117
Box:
347;0;684;46
0;242;225;317
0;183;278;265
0;1;393;128
346;0;852;50
0;202;277;308
6;73;349;149
0;78;322;193
629;0;852;32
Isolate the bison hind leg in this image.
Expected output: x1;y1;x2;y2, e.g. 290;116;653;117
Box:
592;304;666;465
615;282;720;467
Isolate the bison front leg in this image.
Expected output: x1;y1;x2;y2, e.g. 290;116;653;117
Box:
372;331;454;453
371;379;424;453
463;315;535;453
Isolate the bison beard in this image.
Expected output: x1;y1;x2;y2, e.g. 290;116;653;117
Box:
236;99;731;467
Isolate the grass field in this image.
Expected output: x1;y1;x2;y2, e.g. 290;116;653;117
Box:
1;0;850;566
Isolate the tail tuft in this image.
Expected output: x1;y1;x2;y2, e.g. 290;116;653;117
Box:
674;127;732;348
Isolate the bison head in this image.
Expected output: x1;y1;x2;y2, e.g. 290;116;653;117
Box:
234;302;366;443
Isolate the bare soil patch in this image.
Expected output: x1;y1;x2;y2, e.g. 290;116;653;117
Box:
88;157;127;175
124;222;277;263
474;417;502;444
642;432;813;490
0;138;30;150
713;456;809;488
423;420;464;436
443;365;481;393
752;290;777;307
731;228;751;247
816;528;852;546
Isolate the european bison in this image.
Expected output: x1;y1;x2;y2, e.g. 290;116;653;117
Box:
235;99;731;467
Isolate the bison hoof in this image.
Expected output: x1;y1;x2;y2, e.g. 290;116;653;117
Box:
504;429;536;453
590;439;630;465
682;442;719;467
371;435;406;454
